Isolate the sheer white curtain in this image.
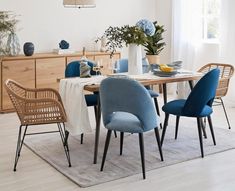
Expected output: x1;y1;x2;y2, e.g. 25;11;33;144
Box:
172;0;202;98
220;0;235;103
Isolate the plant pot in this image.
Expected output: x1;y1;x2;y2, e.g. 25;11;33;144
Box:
128;43;142;75
146;55;160;65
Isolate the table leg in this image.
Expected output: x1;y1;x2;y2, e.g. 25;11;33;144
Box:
162;83;167;104
162;83;168;126
93;95;101;164
188;80;194;91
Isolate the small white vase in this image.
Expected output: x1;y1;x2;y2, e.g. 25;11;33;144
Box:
128;43;142;75
100;37;107;52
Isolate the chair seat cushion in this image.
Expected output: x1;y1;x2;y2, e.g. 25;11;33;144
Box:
148;89;159;98
85;94;98;106
106;112;145;133
162;99;213;117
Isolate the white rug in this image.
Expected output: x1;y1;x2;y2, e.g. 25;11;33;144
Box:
24;120;235;187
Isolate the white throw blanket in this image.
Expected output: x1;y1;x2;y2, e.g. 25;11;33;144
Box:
59;76;106;135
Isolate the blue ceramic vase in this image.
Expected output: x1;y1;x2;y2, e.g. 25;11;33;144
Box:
23;42;34;56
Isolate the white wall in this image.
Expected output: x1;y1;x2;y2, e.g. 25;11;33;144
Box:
155;0;172;64
1;0;157;55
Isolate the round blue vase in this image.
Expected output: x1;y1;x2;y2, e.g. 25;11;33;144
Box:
23;42;34;56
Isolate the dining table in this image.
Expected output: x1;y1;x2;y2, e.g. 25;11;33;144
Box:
80;70;203;164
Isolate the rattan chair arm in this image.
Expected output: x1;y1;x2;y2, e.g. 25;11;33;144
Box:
25;87;62;101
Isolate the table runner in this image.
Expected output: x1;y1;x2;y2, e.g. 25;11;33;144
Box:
59;76;105;135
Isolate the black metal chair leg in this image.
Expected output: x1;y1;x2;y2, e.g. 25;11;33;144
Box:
220;98;231;129
200;118;207;139
13;125;28;171
100;130;112;171
120;132;124;155
161;113;169;146
80;134;84;144
175;116;180;140
17;125;28;157
13;125;22;171
154;128;164;161
197;118;204;158
138;133;146;179
58;123;72;167
153;97;162;129
207;116;216;145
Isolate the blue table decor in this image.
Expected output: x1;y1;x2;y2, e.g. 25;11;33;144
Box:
23;42;34;56
59;40;70;49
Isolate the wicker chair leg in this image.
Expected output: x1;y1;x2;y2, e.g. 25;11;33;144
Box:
57;123;72;167
13;125;28;171
220;98;231;129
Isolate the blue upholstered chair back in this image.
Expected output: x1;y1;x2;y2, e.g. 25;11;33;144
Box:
65;60;96;77
117;59;128;73
182;69;220;116
100;77;158;132
116;58;149;73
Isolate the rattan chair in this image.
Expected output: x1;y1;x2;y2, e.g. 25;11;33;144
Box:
5;79;71;171
198;63;234;129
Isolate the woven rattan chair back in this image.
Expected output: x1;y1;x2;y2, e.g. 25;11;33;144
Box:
198;63;234;98
5;79;67;126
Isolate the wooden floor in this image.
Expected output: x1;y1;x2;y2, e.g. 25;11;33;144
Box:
1;97;235;191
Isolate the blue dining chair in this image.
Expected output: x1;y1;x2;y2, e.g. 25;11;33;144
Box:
99;77;163;179
161;69;220;158
65;60;98;144
116;58;162;128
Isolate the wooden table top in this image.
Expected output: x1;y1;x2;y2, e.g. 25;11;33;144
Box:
83;71;203;92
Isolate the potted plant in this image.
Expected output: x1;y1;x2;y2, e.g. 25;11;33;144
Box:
99;19;156;74
144;21;166;65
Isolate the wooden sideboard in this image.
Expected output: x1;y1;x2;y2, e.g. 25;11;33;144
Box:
0;51;121;113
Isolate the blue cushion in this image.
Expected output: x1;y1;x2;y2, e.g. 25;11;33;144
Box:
106;111;145;133
85;94;98;106
162;99;213;117
148;89;159;98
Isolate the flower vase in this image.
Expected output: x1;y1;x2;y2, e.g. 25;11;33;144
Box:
7;33;20;56
128;43;142;75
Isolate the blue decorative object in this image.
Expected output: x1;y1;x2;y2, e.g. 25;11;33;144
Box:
161;69;220;158
59;40;69;49
136;19;155;36
99;77;163;179
23;42;34;56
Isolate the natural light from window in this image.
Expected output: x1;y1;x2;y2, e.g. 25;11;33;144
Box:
202;0;221;42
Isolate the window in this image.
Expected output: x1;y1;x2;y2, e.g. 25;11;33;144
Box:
202;0;221;41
